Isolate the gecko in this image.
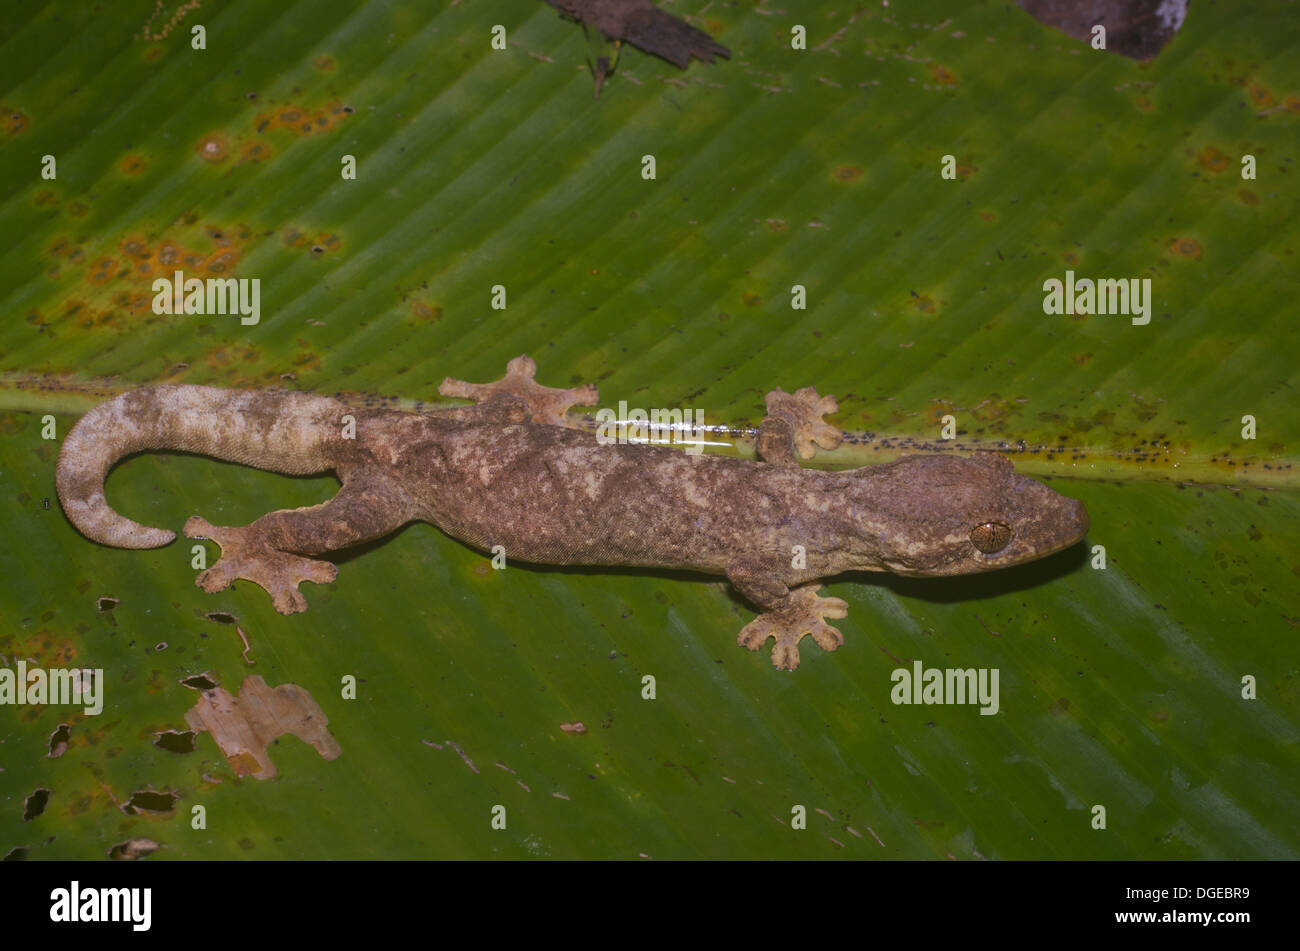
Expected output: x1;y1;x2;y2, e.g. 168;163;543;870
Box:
55;355;1089;670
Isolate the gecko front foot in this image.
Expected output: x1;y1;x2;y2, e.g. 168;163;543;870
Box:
439;354;598;428
764;386;843;459
737;585;848;670
184;516;338;614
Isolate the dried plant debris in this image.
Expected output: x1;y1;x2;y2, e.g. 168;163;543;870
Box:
48;723;70;758
183;675;341;780
108;838;158;861
542;0;729;95
1017;0;1189;61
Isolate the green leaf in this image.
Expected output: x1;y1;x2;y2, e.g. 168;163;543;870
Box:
0;0;1296;860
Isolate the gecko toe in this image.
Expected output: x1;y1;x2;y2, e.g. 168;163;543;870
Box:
439;354;598;428
738;584;848;669
187;520;335;613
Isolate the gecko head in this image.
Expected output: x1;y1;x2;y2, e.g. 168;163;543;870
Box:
848;453;1088;576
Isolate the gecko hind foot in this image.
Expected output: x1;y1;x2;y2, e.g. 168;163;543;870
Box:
764;386;843;459
184;516;338;614
737;585;848;671
439;354;598;428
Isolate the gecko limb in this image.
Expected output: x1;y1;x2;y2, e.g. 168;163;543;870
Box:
439;354;598;428
763;386;843;460
184;473;413;614
727;555;848;670
756;416;800;468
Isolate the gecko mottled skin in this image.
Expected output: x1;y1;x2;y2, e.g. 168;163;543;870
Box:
56;356;1088;670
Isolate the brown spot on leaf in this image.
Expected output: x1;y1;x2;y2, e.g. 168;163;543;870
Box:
196;134;228;162
1238;190;1258;206
411;301;442;322
240;140;272;162
742;292;762;307
931;65;957;85
3;106;29;136
1249;83;1273;107
118;154;148;175
1197;146;1229;172
204;249;240;274
834;165;862;182
1170;237;1202;258
254;100;351;137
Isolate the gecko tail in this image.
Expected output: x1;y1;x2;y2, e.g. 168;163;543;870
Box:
56;384;348;549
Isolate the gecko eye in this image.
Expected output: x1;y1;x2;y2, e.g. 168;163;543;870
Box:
970;521;1013;554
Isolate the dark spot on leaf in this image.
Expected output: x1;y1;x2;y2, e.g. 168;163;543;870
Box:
154;730;197;754
22;788;51;821
123;789;177;815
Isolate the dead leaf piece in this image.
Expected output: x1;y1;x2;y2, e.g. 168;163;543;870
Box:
108;838;158;861
184;675;340;780
543;0;729;94
1017;0;1188;61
